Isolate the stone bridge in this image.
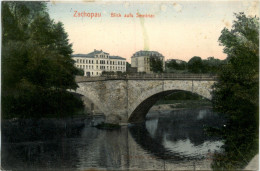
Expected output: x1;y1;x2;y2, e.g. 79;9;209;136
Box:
74;74;217;124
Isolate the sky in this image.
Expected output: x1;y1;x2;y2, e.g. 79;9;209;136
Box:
47;1;259;62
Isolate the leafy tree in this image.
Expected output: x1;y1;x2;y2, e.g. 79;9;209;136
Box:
126;62;131;69
166;60;187;71
202;57;225;74
150;55;163;73
187;56;205;73
2;2;83;118
211;13;259;170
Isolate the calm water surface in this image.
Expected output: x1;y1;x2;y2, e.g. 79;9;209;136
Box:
2;108;226;170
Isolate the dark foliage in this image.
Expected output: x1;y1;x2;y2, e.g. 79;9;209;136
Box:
166;57;224;74
166;60;187;70
2;2;84;119
211;13;259;170
150;55;163;73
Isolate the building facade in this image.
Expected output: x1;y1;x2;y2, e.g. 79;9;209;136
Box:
131;50;165;73
72;50;126;77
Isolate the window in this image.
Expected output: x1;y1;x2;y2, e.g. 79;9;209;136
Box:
96;60;98;64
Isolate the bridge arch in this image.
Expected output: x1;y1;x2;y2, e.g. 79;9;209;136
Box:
128;90;210;123
128;80;214;123
75;83;109;115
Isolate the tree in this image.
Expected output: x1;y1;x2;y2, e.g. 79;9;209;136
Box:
150;55;163;73
212;13;259;123
202;57;225;74
2;2;83;118
126;62;131;69
166;60;187;71
211;13;259;169
187;56;205;73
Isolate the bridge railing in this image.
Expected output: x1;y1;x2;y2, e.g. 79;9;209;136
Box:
76;73;218;82
125;73;218;80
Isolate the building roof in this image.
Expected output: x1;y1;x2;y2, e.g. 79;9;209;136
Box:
72;50;125;60
131;50;164;58
72;54;95;58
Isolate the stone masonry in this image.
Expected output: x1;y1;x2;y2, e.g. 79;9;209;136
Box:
75;78;216;124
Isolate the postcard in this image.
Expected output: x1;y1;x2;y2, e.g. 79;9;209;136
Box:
1;0;259;170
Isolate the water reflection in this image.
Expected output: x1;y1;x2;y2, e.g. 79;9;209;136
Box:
129;108;225;163
2;108;225;170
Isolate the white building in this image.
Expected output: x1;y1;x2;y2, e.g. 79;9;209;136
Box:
72;49;126;77
131;50;165;73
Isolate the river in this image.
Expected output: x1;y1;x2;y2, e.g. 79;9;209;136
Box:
2;107;226;170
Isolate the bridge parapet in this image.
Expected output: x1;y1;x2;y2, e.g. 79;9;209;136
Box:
76;74;218;82
75;75;217;124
